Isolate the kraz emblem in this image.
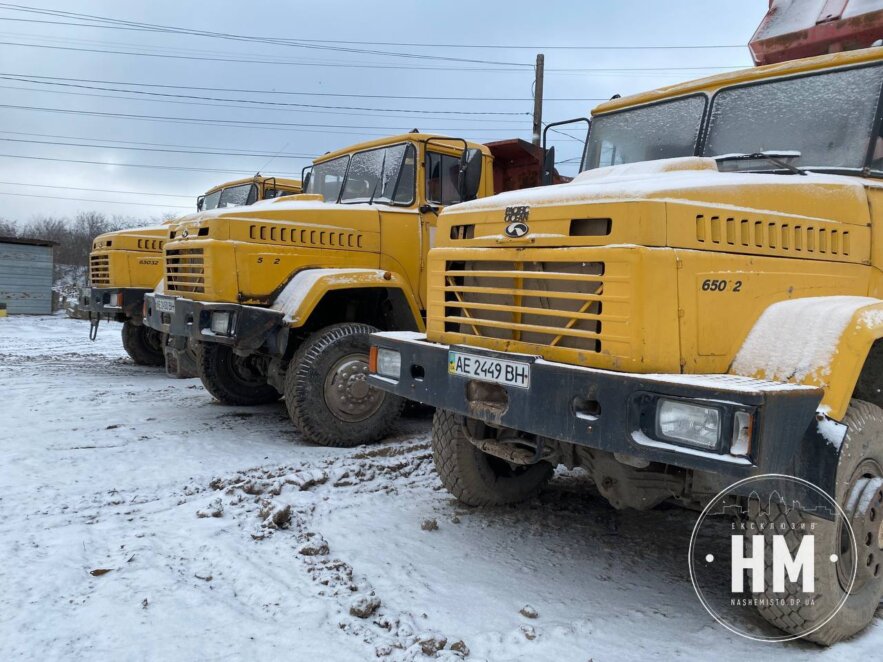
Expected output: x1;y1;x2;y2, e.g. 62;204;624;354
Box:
504;205;530;238
181;229;190;238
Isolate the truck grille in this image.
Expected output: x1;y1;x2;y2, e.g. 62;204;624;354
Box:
166;248;205;293
89;254;110;286
443;260;622;353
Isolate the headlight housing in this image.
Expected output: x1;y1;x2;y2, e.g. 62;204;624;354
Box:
210;311;232;335
375;348;402;379
655;399;721;450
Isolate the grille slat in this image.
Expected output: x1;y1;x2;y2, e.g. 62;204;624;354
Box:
166;248;205;293
89;254;110;286
444;260;615;352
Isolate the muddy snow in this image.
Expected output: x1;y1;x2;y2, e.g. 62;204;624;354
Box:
1;315;881;660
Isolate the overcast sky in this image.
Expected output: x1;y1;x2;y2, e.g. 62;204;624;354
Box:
0;0;768;223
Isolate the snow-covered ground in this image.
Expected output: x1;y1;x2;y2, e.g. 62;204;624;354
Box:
1;315;881;661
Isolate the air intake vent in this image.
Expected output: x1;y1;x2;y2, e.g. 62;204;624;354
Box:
695;214;850;256
570;218;611;237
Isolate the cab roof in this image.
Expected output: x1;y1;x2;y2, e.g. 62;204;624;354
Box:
593;46;883;116
203;175;302;196
313;132;493;164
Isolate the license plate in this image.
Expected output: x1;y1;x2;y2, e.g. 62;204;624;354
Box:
448;351;531;389
155;296;176;313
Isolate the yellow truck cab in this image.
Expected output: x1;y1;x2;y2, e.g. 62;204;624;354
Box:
83;175;301;365
143;134;561;445
369;48;883;643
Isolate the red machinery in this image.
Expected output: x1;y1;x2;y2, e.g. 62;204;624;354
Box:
750;0;883;65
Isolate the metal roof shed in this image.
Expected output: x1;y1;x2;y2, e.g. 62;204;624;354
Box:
0;236;56;315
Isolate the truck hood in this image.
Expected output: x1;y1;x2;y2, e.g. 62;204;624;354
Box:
168;198;384;242
92;224;168;251
445;157;871;227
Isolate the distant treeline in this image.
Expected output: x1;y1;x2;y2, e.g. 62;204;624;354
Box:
0;211;175;279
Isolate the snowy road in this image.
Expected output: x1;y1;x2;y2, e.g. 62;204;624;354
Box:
1;315;881;660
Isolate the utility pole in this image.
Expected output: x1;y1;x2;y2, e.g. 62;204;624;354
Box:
532;53;544;147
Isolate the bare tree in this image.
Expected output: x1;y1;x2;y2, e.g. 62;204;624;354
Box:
0;218;17;237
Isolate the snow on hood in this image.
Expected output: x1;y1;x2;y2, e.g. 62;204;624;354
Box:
447;157;870;223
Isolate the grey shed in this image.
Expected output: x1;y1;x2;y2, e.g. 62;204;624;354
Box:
0;236;56;314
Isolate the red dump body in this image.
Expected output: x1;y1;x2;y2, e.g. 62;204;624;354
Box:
485;138;571;193
750;0;883;65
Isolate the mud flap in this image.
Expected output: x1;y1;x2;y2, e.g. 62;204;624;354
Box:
164;337;198;379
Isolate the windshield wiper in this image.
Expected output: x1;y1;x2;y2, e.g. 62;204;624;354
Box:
714;151;806;176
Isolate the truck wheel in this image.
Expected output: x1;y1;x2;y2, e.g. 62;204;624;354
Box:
121;320;164;366
198;342;280;406
285;323;403;447
751;399;883;645
431;409;553;506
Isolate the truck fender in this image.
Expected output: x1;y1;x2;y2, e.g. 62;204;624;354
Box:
729;296;883;421
269;268;424;330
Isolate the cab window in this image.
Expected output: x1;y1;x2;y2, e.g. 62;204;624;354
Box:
425;152;462;206
340;143;415;205
218;183;257;208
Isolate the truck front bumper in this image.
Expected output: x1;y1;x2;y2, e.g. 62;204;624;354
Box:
79;287;151;320
368;333;839;493
143;292;288;355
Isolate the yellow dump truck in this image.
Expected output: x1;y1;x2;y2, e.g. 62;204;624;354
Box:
82;175;302;365
143;134;563;445
369;48;883;643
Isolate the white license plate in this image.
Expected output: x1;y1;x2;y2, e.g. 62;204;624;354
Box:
448;351;531;389
155;296;176;313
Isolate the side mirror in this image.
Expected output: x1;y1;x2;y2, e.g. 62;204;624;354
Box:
541;117;591;184
542;146;556;186
457;148;483;202
196;195;205;212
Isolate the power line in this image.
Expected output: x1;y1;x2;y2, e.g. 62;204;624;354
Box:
0;39;535;71
0;77;531;124
0;40;745;74
0;16;747;50
0;153;302;176
0;129;350;157
0;74;530;116
0;190;192;209
0;102;524;133
0;180;195;198
0;129;313;157
0;136;315;159
0;72;605;101
0;3;533;67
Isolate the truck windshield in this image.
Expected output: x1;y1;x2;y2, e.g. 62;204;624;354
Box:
307;155;349;202
203;183;257;210
583;95;706;170
340;143;416;205
703;64;883;173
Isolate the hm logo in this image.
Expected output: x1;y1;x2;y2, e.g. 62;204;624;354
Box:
731;534;815;593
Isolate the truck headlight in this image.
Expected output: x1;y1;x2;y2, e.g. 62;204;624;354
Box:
210;311;232;335
656;399;721;450
375;348;401;379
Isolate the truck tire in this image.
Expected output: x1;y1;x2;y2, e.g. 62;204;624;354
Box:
431;409;554;506
121;319;164;366
198;342;281;406
285;323;403;447
751;399;883;645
